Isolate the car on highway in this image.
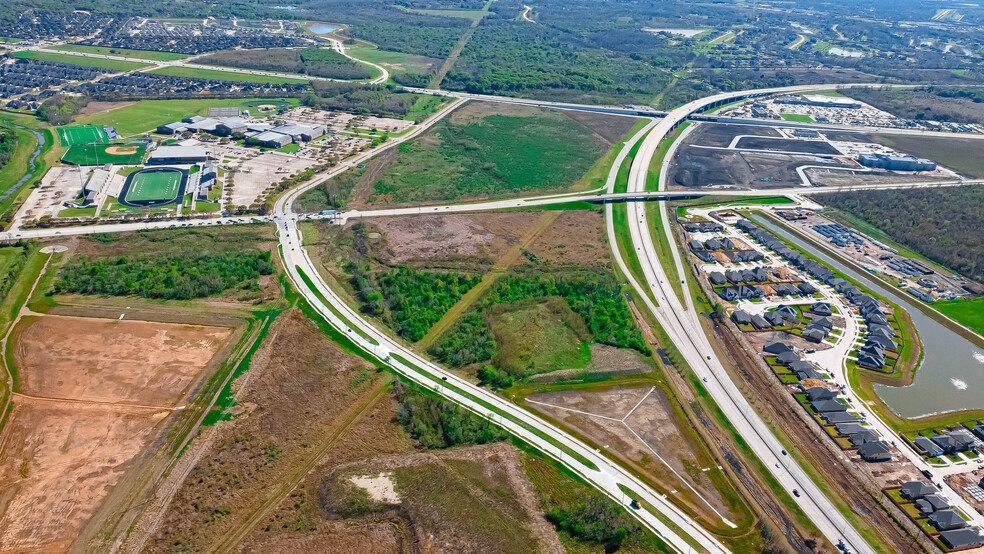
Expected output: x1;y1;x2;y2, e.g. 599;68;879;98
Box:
793;489;800;497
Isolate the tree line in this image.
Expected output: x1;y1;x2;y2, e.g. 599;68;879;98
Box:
54;250;274;299
823;187;984;283
196;46;372;81
0;124;17;169
37;93;89;126
393;379;508;449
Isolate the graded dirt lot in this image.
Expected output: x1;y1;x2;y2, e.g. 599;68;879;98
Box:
0;401;170;552
526;385;736;524
0;314;232;553
13;315;232;405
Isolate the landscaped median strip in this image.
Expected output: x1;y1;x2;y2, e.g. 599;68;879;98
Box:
295;266;379;345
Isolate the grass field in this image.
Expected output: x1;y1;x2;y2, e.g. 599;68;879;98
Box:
13;50;150;72
490;299;592;377
56;125;108;147
935;296;984;337
147;66;309;85
346;41;439;76
125;171;182;203
368;104;606;203
61;143;146;165
74;98;300;137
779;113;815;122
49;44;188;61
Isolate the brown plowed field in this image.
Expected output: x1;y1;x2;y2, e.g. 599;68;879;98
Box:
0;314;233;553
13;315;232;406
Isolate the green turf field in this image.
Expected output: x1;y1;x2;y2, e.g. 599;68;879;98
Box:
62;143;147;166
125;171;182;203
57;125;109;146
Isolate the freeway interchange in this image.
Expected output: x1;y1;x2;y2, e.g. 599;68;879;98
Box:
6;83;983;553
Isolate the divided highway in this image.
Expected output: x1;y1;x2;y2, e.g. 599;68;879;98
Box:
619;84;883;554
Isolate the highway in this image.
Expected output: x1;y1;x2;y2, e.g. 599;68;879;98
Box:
618;84;888;554
273;118;735;554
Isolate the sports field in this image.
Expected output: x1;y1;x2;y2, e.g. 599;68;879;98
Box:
61;143;146;166
57;125;109;146
125;170;182;203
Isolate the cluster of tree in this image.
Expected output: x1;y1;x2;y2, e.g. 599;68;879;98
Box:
54;250;274;299
822;187;984;283
350;265;481;342
36;93;89;125
843;87;984;125
428;311;497;367
196;46;372;80
302;82;424;118
0;124;17;170
547;497;636;552
393;379;507;449
487;275;650;355
430;273;649;370
476;365;513;389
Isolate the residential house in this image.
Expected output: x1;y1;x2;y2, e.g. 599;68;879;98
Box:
811;399;847;413
731;310;751;325
899;481;936;500
857;441;891;462
774;305;799;322
822;412;860;424
913;436;945;458
776;351;801;365
805;387;837;401
915;494;950;515
798;282;817;295
709;272;727;286
939;529;984;550
764;311;786;327
929;510;968;531
849;430;879;446
811;302;833;316
802;326;827;343
763;341;792;354
750;314;771;329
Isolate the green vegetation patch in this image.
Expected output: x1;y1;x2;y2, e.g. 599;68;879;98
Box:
196;46;371;80
350;264;481;342
489;297;592;376
779;113;814;122
54;251;274;300
393;379;508;449
431;272;649;376
62;143;146;166
936;296;984;336
370;108;605;203
13;50;150;72
147;66;309;85
56;125;108;147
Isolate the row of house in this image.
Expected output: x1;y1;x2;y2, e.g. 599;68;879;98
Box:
682;221;724;233
912;426;983;458
719;285;764;302
736;219;837;283
856;302;898;370
898;481;984;549
689;237;737;252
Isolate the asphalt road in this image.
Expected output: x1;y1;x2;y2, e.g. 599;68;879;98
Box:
620;84;885;554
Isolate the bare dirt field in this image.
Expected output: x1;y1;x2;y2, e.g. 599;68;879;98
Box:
524;210;609;266
77;101;137;117
13;315;232;406
0;313;234;552
0;401;170;553
363;212;539;265
526;385;735;524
